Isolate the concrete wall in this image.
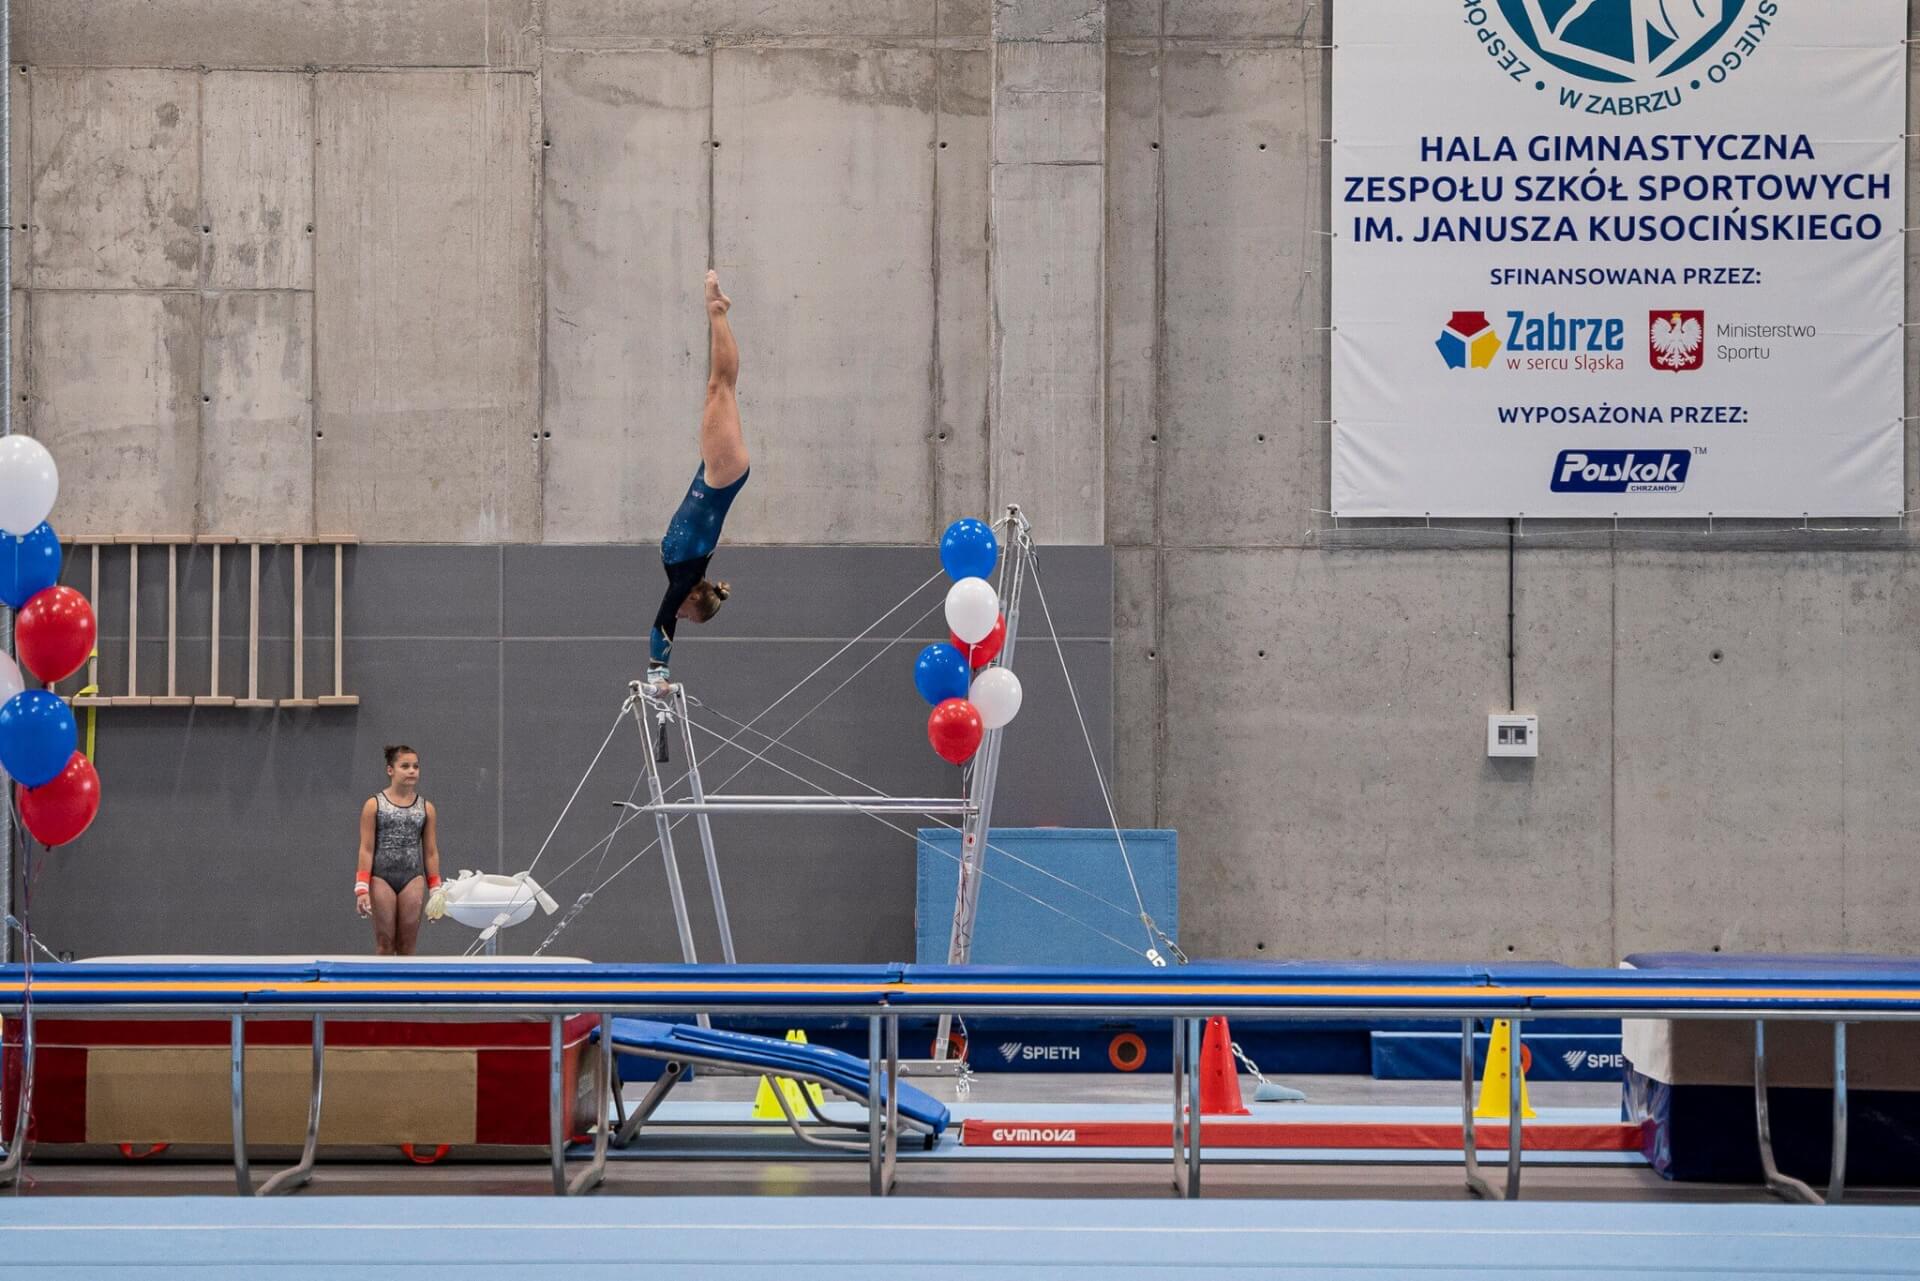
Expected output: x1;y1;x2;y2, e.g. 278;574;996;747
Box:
8;0;1920;964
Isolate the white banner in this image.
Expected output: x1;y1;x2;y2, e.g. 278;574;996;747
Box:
1331;1;1906;518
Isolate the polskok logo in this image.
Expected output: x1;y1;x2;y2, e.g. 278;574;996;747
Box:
1461;1;1766;116
1551;449;1692;493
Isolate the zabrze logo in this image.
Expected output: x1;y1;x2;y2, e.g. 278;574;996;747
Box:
1437;310;1502;369
1497;0;1748;85
1551;449;1692;493
999;1041;1023;1063
1649;310;1705;371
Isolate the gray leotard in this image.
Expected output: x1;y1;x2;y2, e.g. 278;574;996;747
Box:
370;792;427;893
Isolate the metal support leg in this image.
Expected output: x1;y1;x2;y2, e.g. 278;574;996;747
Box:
548;1015;568;1197
1171;1017;1188;1194
567;1014;613;1197
883;1015;901;1190
258;1016;324;1196
1461;1017;1492;1199
0;998;35;1188
1829;1022;1848;1205
1504;1017;1523;1202
675;687;736;965
1186;1018;1203;1198
230;1015;252;1196
1756;1019;1821;1204
867;1017;884;1197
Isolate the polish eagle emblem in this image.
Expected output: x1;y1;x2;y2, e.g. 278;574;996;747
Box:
1649;310;1705;371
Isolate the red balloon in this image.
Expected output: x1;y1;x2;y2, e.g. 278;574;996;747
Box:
17;751;101;847
949;613;1006;669
17;586;96;684
927;698;983;765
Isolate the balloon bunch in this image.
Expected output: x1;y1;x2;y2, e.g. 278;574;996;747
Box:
915;518;1023;766
0;438;100;847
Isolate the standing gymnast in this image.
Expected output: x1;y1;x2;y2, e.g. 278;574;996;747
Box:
353;744;442;955
647;269;751;687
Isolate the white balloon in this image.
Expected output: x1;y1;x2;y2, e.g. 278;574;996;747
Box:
969;666;1023;730
944;576;999;644
0;653;21;707
0;437;58;536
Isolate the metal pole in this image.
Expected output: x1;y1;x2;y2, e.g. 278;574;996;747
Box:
629;799;977;816
1829;1021;1848;1204
935;507;1030;1060
629;697;699;969
674;686;736;965
1;0;15;963
230;1015;252;1195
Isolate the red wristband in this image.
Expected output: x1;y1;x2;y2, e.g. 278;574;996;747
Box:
427;874;442;890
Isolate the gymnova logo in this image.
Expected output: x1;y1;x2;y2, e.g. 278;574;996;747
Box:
990;1127;1078;1143
1463;1;1770;115
1551;449;1692;493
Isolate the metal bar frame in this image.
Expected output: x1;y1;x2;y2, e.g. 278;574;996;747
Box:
936;505;1032;1061
1754;1018;1850;1206
630;799;978;816
256;1015;325;1196
0;983;1902;1201
565;1012;614;1196
1460;1017;1491;1198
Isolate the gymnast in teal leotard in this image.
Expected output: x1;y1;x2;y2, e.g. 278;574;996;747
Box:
647;270;749;686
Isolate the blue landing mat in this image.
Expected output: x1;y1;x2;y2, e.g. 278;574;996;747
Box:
3;1197;1917;1279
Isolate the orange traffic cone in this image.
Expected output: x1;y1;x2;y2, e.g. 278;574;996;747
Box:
1198;1015;1250;1116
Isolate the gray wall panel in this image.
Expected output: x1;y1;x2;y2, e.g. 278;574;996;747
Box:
21;545;1111;964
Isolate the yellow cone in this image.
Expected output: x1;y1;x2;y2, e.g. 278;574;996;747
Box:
1473;1019;1537;1120
752;1029;827;1120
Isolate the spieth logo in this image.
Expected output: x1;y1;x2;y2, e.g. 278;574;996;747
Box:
1650;310;1705;371
1464;2;1765;115
999;1041;1022;1063
1437;310;1503;369
1551;450;1692;494
1563;1048;1627;1071
998;1041;1082;1063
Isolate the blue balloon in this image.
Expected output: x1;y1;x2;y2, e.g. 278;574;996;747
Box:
939;518;999;582
913;642;971;707
0;523;61;610
0;690;77;789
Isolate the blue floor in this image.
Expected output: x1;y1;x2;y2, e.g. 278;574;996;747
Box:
2;1197;1916;1279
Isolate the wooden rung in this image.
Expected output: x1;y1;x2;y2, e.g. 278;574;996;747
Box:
317;535;361;545
149;696;193;708
235;698;275;709
72;697;111;709
71;535;115;546
108;696;154;707
316;695;361;707
194;535;240;545
192;696;238;707
114;535;158;545
277;698;319;708
278;537;323;546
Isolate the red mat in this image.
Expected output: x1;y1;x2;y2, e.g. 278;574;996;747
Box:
960;1119;1645;1150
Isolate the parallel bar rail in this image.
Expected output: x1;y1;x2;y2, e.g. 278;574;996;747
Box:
0;961;1913;1201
